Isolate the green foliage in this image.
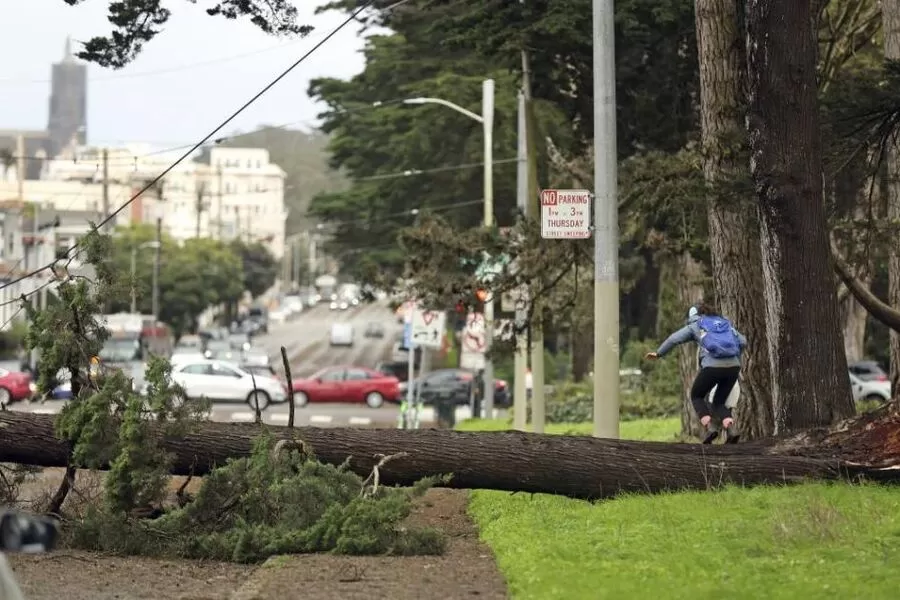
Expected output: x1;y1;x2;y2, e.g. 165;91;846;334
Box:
64;0;312;69
23;229;443;563
528;380;680;424
231;240;278;299
0;319;28;359
68;435;447;562
108;224;244;335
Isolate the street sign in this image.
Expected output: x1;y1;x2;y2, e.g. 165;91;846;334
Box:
411;309;446;349
540;189;592;239
402;322;412;349
460;311;487;371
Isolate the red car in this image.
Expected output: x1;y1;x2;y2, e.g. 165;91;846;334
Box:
0;368;36;406
292;366;399;408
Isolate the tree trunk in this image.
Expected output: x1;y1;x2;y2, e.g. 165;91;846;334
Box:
841;287;869;363
674;251;705;438
884;0;900;402
571;323;591;382
694;0;774;440
2;412;899;501
745;0;855;433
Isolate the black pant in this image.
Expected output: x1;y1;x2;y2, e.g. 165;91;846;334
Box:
690;366;740;422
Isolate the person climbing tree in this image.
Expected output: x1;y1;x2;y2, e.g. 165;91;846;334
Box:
645;303;746;444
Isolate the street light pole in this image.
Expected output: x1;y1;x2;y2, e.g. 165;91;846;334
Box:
593;0;621;438
131;240;161;314
403;78;496;416
152;218;162;321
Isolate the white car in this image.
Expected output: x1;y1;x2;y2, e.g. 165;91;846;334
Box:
330;323;354;347
169;358;287;410
849;371;890;403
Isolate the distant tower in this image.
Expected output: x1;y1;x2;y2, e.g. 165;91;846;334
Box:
47;37;87;158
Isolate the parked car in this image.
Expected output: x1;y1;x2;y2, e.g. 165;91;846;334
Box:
364;322;386;339
204;339;233;359
849;360;888;382
374;360;411;383
175;334;204;353
849;370;890;403
228;333;252;352
330;323;354;347
291;366;399;408
0;368;36;406
242;347;270;367
170;358;286;410
400;368;511;407
239;363;284;387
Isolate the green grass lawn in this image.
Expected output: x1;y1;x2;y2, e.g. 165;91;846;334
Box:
457;418;900;599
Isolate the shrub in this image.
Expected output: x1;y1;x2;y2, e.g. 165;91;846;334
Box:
66;435;447;562
527;380;680;423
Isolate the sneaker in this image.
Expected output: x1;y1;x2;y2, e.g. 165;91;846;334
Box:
725;432;740;444
702;429;719;444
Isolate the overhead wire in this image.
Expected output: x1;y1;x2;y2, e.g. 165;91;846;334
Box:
0;0;377;294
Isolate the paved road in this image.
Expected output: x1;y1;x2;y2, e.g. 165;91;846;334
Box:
8;301;481;427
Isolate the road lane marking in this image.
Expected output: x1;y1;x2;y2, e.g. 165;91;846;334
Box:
31;408;60;415
309;415;333;424
348;416;372;425
268;413;289;423
230;412;256;422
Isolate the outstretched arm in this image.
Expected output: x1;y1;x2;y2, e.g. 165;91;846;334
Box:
655;326;694;357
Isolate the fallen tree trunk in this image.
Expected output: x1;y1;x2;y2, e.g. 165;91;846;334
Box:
1;412;898;500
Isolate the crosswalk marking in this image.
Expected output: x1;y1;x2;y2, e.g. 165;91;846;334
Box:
309;415;333;424
31;408;60;415
348;416;372;425
268;413;289;423
230;412;256;422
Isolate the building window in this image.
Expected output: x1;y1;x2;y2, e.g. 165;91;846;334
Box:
256;160;261;168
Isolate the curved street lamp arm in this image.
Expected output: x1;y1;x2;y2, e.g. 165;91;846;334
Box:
402;97;483;123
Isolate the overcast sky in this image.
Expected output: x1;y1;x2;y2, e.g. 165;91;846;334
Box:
0;1;368;148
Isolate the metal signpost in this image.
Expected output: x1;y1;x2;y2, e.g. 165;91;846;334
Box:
409;308;446;428
540;189;593;239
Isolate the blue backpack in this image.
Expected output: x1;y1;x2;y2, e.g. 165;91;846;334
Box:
697;316;740;359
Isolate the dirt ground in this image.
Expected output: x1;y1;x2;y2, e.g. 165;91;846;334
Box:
5;469;508;600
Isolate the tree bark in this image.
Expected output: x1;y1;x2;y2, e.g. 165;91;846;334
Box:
694;0;774;440
841;284;870;363
674;251;706;438
832;245;900;331
883;0;900;402
2;412;899;501
745;0;855;433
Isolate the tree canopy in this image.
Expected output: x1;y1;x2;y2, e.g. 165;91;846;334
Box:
62;0;312;68
108;225;274;335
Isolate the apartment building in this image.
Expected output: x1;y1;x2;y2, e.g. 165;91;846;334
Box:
39;144;288;258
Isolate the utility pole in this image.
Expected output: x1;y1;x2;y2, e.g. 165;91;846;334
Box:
216;166;224;240
152;217;161;320
522;49;546;433
101;148;110;231
513;89;529;432
195;181;206;238
292;237;301;286
15;134;24;202
481;78;496;418
593;0;620;438
308;233;317;284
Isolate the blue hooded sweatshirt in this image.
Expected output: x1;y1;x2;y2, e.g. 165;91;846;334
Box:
655;307;747;369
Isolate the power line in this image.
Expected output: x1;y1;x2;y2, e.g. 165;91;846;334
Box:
354;158;518;182
0;0;376;294
317;198;485;227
